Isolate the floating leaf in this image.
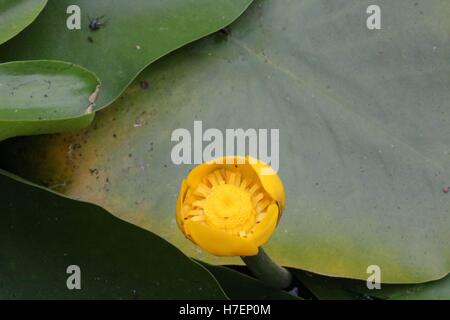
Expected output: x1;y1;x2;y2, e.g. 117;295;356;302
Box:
0;0;47;45
293;269;450;300
0;60;99;141
0;171;227;299
2;0;450;283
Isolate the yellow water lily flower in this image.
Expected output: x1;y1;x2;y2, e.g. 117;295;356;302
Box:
176;156;285;257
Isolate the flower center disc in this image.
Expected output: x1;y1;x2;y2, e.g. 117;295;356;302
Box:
204;184;256;234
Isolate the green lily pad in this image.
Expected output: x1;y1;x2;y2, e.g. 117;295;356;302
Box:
0;170;227;299
293;270;374;300
0;0;47;45
200;263;299;300
0;0;253;110
0;60;99;141
293;269;450;300
1;0;450;283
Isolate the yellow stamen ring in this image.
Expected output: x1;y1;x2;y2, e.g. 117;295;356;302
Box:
182;169;271;238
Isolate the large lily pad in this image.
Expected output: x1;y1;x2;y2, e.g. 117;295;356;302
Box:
0;0;253;110
0;0;47;45
293;269;450;300
1;0;450;283
0;170;226;299
0;60;99;141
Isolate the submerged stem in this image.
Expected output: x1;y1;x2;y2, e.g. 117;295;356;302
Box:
241;247;293;289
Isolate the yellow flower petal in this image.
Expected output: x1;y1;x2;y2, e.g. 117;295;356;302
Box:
251;203;279;247
185;220;258;256
176;179;188;231
248;157;286;211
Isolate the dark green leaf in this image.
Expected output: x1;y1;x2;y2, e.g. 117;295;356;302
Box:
0;0;47;45
293;269;450;300
200;263;299;300
0;60;99;141
0;171;227;299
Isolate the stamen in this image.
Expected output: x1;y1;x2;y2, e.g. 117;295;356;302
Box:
192;200;207;208
190;215;205;222
248;184;261;195
256;212;266;223
187;209;203;217
234;172;242;186
228;172;236;186
256;199;270;213
194;183;211;197
240;178;251;190
207;173;218;187
214;170;225;185
225;170;232;183
253;192;264;204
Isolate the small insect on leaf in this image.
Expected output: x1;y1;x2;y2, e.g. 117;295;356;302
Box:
88;15;107;31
